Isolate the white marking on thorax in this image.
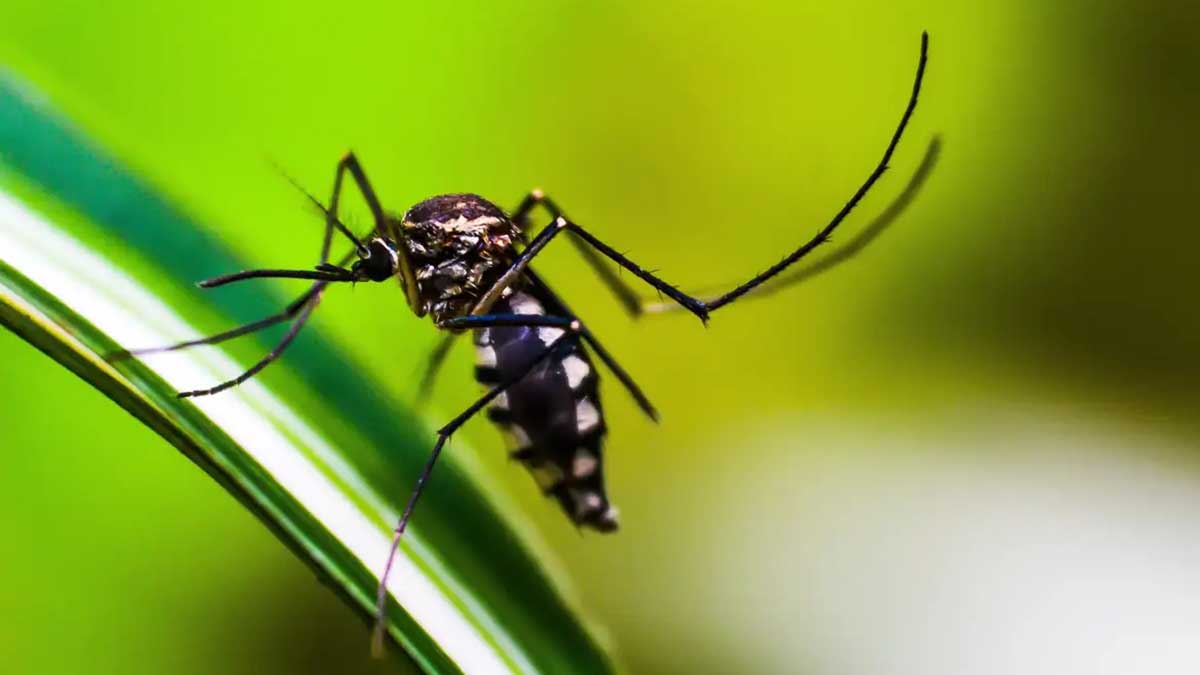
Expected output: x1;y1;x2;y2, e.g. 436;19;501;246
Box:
575;398;600;433
561;355;590;389
438;214;502;234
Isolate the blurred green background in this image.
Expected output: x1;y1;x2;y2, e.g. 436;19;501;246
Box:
2;2;1198;674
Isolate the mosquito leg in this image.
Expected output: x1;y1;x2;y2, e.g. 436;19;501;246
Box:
202;154;388;292
700;32;928;311
423;261;658;420
173;257;379;395
442;313;657;421
165;155;386;384
466;210;701;320
372;325;581;655
511;190;644;318
106;244;362;363
466;217;569;315
177;293;323;398
326;151;424;310
574;324;657;421
111;152;386;380
505;32;928;322
440;313;576;330
107;288;320;361
414;333;459;404
169;153;389;386
540;219;710;320
523;268;657;420
468;206;705;324
640;134;943;314
167;151;388;393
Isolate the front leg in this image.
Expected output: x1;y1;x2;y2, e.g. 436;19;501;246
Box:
471;215;710;323
442;313;658;420
373;321;582;655
512;189;647;318
521;132;942;317
505;32;928;321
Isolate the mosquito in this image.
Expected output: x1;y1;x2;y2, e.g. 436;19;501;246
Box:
112;33;929;652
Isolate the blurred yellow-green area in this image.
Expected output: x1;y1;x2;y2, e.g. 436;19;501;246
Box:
2;2;1198;674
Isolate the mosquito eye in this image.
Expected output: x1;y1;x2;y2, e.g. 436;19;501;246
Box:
356;239;398;281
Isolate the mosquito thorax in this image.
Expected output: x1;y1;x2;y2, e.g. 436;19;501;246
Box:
395;193;522;323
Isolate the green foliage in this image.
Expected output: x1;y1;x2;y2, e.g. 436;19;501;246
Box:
0;76;612;674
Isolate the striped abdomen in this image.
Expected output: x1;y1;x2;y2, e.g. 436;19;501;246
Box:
472;287;618;531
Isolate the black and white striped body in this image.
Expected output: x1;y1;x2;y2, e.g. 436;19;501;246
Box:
473;286;618;531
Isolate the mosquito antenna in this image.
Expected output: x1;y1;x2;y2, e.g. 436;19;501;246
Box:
269;158;370;258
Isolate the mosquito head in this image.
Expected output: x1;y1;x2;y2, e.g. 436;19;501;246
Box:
352;237;400;282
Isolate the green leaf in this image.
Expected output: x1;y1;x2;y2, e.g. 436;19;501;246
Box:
0;72;614;674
